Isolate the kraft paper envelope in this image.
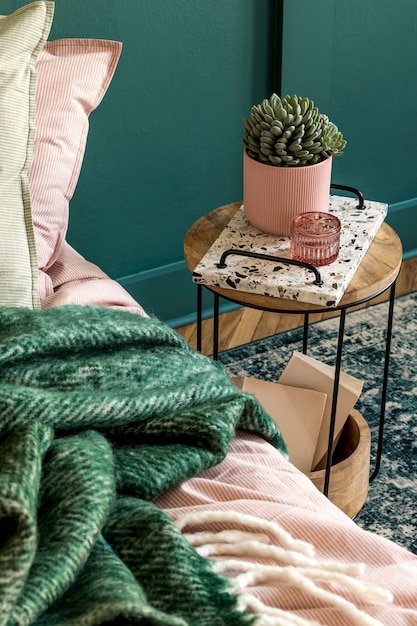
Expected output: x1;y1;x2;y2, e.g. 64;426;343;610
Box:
277;351;363;471
232;376;327;474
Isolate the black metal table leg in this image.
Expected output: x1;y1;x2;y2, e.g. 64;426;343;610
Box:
323;307;347;497
302;313;310;354
193;269;398;494
213;293;220;360
196;284;203;352
370;281;396;482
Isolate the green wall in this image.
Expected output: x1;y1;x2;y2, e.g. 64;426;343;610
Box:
10;0;276;324
281;0;417;260
8;1;417;324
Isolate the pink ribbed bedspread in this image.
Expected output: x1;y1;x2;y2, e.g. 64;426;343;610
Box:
40;241;148;316
154;431;417;625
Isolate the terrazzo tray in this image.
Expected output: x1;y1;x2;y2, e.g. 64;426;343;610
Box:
192;196;388;307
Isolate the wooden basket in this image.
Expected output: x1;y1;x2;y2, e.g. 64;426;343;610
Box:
308;409;370;518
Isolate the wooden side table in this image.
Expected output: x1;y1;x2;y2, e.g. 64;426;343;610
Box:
184;201;403;496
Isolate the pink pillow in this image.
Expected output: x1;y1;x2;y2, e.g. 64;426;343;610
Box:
28;38;122;273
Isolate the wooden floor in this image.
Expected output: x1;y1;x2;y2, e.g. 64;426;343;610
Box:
175;257;417;356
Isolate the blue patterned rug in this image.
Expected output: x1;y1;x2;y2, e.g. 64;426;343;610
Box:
219;291;417;555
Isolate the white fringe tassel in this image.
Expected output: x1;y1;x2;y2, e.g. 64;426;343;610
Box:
176;510;315;556
176;510;393;626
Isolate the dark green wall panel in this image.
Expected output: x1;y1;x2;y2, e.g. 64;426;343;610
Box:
281;0;417;256
21;0;274;277
9;0;276;322
7;1;416;324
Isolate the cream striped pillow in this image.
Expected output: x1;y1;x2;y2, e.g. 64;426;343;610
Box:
0;1;53;309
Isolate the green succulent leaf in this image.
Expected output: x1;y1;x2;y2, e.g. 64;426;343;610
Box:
243;92;346;166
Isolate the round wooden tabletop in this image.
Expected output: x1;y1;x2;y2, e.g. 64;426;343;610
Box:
184;201;403;313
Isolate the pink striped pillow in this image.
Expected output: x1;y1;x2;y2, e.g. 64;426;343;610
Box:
28;39;122;274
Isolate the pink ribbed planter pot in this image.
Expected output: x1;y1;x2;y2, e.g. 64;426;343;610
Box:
243;150;333;236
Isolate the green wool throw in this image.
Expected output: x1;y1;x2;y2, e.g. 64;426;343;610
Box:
0;305;287;626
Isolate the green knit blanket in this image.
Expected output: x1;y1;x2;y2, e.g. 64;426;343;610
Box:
0;305;286;626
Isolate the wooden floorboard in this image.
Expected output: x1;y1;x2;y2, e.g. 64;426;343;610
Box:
175;257;417;356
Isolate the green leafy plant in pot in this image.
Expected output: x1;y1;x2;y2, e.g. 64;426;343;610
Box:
242;93;346;236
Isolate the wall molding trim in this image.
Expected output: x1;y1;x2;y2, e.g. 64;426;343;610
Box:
386;197;417;260
117;260;240;327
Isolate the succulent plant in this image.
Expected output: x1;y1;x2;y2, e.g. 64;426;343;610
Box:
243;93;346;166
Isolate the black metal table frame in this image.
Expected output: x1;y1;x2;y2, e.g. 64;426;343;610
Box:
195;274;398;499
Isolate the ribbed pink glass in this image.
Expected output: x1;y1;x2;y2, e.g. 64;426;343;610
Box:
290;212;341;266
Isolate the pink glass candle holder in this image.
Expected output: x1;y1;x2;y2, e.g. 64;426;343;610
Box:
290;212;341;266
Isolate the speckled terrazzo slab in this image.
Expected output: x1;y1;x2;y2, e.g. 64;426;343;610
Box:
192;196;388;307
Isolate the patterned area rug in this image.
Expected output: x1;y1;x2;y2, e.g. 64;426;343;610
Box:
219;291;417;555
